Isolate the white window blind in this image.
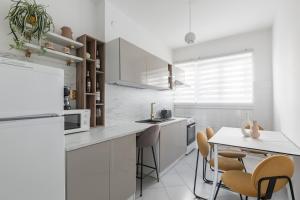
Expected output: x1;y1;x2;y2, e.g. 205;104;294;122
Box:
174;52;254;104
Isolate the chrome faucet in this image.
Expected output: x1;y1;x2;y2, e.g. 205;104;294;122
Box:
150;102;156;120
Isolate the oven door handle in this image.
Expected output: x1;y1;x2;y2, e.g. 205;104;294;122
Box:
187;122;196;128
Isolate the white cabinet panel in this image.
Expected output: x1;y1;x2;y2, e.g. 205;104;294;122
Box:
120;39;148;85
160;120;187;172
147;55;169;89
0;117;65;200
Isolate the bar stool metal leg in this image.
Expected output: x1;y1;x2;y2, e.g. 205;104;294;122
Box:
137;148;140;176
140;148;143;197
151;146;159;182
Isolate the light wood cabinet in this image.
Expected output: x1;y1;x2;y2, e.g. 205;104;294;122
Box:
146;54;169;89
66;141;110;200
110;134;136;200
106;38;170;90
120;39;148;85
66;134;136;200
159;120;187;172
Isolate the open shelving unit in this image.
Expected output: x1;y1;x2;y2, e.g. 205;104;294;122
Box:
24;43;83;63
76;35;105;127
22;32;84;64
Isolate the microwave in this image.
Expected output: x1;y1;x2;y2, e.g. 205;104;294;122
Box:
63;109;90;135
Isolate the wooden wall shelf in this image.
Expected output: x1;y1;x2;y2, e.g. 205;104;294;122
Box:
76;35;105;127
24;43;83;64
45;32;84;49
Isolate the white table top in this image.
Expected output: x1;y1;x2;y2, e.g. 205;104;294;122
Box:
208;127;300;156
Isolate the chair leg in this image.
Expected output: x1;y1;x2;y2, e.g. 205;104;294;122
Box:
151;146;159;182
214;180;222;200
202;158;213;184
239;158;247;173
193;150;199;195
239;194;243;200
193;150;206;200
140;148;143;197
288;178;296;200
136;148;140;176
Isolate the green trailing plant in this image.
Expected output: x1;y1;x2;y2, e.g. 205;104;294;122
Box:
5;0;54;50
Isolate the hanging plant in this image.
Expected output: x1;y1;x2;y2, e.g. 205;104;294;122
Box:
5;0;54;50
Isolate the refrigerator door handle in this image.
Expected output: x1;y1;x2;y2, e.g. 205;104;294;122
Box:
0;113;60;122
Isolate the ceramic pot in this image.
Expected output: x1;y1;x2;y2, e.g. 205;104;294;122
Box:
61;26;73;39
63;47;71;54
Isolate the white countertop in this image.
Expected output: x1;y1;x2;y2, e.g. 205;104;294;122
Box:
65;117;187;151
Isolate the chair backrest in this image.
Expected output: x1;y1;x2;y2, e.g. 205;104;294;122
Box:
206;127;215;140
137;125;160;148
197;131;209;158
251;155;294;194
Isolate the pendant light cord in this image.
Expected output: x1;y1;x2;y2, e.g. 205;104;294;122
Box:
189;0;192;32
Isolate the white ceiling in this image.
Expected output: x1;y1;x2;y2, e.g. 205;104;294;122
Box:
108;0;279;49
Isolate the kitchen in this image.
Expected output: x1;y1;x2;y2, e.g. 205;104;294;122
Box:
1;0;300;200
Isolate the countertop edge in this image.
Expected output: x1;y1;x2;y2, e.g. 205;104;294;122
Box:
65;117;187;151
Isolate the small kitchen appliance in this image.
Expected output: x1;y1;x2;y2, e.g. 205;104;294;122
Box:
160;109;172;119
64;86;71;110
63;109;90;134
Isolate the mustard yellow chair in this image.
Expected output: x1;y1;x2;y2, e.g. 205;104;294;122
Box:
193;132;245;199
214;155;295;200
206;127;247;160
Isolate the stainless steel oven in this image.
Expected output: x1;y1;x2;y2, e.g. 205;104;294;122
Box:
186;118;196;155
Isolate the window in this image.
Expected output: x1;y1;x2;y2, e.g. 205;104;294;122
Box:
174;52;254;105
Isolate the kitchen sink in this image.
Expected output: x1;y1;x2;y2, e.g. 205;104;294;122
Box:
136;118;175;124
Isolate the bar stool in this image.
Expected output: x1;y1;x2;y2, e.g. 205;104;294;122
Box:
136;125;160;197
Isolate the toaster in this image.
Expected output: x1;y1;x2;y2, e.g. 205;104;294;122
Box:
160;109;172;119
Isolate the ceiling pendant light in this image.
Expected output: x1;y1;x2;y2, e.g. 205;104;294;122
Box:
185;0;196;44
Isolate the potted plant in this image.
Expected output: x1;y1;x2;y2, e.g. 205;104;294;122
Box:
5;0;54;50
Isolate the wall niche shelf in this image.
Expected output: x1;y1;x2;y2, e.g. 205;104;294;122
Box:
76;34;105;127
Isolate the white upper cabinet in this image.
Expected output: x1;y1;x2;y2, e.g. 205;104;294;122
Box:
106;38;170;90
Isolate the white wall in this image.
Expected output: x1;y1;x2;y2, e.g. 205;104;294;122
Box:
103;0;174;124
0;0;102;107
173;29;273;132
105;0;172;62
273;0;300;198
0;0;173;124
0;0;102;90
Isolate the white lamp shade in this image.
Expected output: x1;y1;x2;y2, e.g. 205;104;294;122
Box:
185;32;196;44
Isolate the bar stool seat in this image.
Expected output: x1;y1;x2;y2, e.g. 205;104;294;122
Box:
136;125;160;197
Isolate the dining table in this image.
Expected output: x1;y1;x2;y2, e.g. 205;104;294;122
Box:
206;127;300;200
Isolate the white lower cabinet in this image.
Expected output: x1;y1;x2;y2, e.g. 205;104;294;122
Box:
160;120;187;172
66;134;136;200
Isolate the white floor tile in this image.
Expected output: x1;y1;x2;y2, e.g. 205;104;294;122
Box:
136;188;170;200
165;186;196;200
161;171;186;187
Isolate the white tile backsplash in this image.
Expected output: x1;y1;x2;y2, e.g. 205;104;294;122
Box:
105;84;174;126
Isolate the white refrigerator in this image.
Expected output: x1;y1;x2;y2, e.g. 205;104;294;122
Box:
0;57;65;200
